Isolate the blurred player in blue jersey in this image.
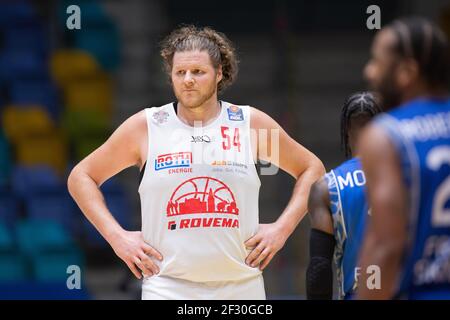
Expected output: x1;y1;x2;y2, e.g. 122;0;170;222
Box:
306;92;381;300
357;17;450;299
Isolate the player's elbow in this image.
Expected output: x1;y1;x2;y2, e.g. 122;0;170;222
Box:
67;166;81;197
67;165;90;198
308;155;326;181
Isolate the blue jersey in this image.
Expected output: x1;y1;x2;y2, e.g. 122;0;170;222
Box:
374;97;450;299
325;157;369;299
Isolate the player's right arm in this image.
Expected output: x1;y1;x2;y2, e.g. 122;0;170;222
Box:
355;125;407;299
306;177;335;299
67;110;163;279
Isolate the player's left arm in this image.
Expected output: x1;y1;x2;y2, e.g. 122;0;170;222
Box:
245;107;326;270
355;125;408;299
306;177;335;299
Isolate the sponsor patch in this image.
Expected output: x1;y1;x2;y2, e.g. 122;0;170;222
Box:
166;176;240;230
155;152;192;171
152;110;169;124
227;105;244;121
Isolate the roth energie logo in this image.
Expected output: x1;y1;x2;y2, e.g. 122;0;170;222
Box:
155;152;192;171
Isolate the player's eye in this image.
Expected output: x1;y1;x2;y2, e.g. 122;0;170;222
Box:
176;70;186;76
192;69;204;75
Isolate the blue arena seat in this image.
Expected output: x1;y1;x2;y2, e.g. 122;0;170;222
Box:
0;222;14;251
14;219;85;283
15;219;74;256
10;80;60;120
26;189;75;232
0;281;91;299
0;91;5;114
31;250;84;282
11;165;62;200
0;130;12;187
0;222;28;282
0;1;37;28
0;189;19;228
74;27;120;71
0;50;48;82
0;254;28;282
3;24;48;54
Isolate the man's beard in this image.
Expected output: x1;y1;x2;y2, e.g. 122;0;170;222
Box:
176;84;217;109
378;80;402;111
372;66;402;111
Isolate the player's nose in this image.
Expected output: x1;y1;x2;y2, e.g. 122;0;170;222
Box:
183;72;195;86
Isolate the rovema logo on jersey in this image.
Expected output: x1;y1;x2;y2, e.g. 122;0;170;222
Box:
154;152;193;174
166;176;240;230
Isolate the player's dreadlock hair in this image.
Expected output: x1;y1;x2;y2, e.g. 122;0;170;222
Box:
160;25;239;94
387;17;449;88
341;92;381;158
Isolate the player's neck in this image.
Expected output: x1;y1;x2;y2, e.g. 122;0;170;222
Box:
401;83;448;104
177;96;221;127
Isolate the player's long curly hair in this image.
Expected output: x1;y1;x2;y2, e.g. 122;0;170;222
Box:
160;25;239;94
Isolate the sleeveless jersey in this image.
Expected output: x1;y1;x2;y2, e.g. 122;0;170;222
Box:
373;97;450;299
138;101;262;283
325;157;369;299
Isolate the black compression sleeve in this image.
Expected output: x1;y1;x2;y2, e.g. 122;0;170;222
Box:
306;228;336;300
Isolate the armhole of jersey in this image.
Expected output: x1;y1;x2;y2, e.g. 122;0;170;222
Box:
327;170;346;299
138;108;151;193
247;106;261;186
329;170;347;240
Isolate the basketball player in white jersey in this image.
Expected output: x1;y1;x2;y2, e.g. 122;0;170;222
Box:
67;25;325;299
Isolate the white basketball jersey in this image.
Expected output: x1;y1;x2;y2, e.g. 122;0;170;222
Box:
138;101;262;283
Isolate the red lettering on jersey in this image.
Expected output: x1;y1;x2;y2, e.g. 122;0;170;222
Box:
203;218;213;227
222;218;233;228
191;218;201;228
169;217;239;230
180;219;189;229
221;126;241;152
233;128;241;152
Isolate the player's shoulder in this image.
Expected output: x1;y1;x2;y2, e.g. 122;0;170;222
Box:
248;106;280;130
145;102;174;116
358;121;398;167
121;102;171;134
333;157;361;173
383;97;450;121
120;108;147;129
133;102;176;129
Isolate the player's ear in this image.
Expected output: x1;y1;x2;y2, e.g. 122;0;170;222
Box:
216;65;223;84
397;58;419;88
